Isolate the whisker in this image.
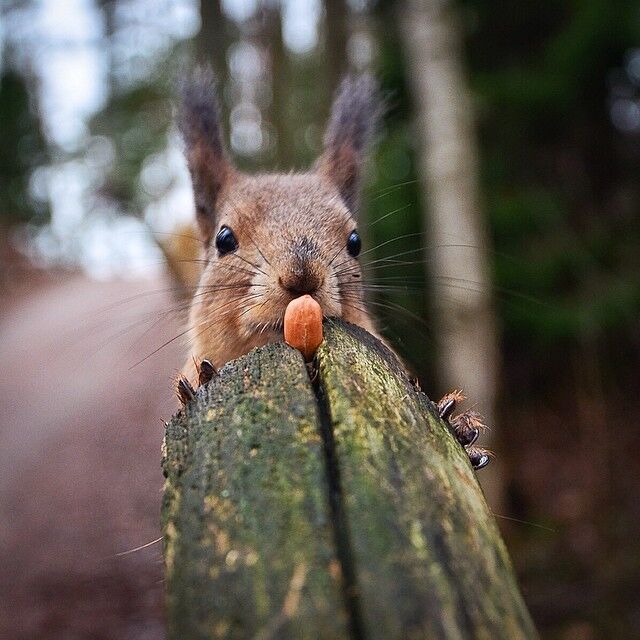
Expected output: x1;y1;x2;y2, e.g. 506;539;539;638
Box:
182;298;264;352
327;241;347;268
114;536;163;557
214;261;260;279
129;292;263;369
226;201;273;268
434;278;549;308
230;253;269;277
151;230;205;244
361;246;425;265
122;288;260;348
339;294;429;328
354;283;423;293
367;275;425;282
332;233;424;272
367;179;418;200
94;282;265;347
94;286;195;315
367;202;413;228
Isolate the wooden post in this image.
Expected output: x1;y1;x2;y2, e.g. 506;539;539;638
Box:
162;320;537;639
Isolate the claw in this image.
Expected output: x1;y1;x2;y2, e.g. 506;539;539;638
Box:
176;376;196;405
466;446;492;470
437;390;492;470
198;359;217;387
437;390;466;420
451;410;486;447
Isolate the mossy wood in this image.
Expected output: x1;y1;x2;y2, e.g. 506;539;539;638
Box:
162;320;537;640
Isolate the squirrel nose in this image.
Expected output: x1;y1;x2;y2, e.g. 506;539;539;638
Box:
279;270;324;295
280;237;324;295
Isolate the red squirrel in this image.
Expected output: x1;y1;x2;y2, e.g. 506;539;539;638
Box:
175;68;490;469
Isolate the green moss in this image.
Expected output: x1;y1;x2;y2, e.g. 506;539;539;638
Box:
316;321;537;639
163;343;347;640
162;324;537;640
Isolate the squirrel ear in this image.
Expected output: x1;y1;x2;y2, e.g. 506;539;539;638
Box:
179;67;235;240
316;74;383;212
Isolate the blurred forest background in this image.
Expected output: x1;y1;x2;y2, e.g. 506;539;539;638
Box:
1;0;640;639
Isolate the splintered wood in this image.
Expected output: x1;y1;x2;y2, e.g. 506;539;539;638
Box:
284;295;323;361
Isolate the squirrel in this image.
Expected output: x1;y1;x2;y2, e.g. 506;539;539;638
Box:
175;68;490;470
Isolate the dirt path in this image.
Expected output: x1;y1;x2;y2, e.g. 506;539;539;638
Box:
0;274;185;639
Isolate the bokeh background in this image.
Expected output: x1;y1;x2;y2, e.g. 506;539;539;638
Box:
1;1;640;638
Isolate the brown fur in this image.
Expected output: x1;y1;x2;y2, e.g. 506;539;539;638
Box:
180;70;381;372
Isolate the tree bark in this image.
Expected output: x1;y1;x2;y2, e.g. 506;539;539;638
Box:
399;0;501;505
162;320;536;640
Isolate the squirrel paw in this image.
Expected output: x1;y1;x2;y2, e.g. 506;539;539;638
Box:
466;445;492;470
176;375;196;406
177;360;217;406
437;390;492;470
197;359;217;387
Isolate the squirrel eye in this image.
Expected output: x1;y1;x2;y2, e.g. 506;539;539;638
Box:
346;230;361;257
215;226;238;255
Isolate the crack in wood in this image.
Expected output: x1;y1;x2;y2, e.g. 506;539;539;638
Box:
311;363;367;640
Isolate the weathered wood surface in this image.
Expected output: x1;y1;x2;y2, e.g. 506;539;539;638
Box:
162;344;347;640
162;320;538;640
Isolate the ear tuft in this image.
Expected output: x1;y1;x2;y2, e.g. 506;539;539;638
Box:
317;74;384;211
179;66;233;240
179;66;224;155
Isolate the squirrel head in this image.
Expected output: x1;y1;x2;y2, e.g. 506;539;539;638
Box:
178;68;382;365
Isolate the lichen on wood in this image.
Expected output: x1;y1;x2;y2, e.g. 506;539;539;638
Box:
162;343;347;640
316;320;537;639
162;320;537;640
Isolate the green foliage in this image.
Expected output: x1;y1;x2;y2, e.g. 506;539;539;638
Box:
89;72;174;214
461;0;640;349
0;71;49;226
356;4;431;378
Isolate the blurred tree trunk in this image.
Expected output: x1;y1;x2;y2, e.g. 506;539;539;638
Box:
399;0;502;506
197;0;232;132
324;0;349;95
197;0;228;78
261;2;292;167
